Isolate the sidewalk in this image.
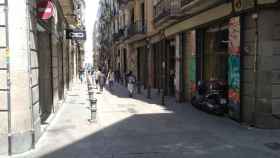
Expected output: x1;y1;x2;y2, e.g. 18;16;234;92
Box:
13;82;280;158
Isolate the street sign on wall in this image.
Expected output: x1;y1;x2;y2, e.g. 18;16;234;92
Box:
37;0;54;20
66;29;87;40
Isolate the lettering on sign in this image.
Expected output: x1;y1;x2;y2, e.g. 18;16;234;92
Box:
66;29;86;40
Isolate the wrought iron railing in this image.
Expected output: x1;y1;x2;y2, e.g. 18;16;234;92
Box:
113;28;125;41
127;20;147;36
181;0;194;7
154;0;181;22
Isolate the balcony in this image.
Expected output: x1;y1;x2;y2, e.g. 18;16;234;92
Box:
181;0;194;7
180;0;227;14
128;20;147;36
113;28;125;42
154;0;182;26
113;32;121;42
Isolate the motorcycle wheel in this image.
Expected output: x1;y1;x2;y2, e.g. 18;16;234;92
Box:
191;96;197;105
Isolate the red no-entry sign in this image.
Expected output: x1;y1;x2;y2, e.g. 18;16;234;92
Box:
37;0;54;20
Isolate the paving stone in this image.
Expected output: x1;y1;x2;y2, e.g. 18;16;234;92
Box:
12;83;280;158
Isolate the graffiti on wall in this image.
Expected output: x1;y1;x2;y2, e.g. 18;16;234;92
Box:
228;17;241;121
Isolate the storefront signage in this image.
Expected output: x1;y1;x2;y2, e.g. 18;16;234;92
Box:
66;29;87;40
233;0;255;12
37;0;54;20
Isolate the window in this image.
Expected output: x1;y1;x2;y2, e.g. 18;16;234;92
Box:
203;23;229;81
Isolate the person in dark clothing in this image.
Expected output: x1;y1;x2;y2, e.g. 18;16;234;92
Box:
127;71;136;97
79;67;84;84
115;70;120;83
98;70;106;93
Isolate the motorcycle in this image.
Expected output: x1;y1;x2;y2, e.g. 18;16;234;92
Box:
191;80;228;115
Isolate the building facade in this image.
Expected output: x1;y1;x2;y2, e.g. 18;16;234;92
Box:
0;0;84;155
98;0;280;129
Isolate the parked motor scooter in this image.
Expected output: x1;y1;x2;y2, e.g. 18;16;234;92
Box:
191;80;228;115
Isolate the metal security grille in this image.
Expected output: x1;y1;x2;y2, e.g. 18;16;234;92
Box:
0;0;12;155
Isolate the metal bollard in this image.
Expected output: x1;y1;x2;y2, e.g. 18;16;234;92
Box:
88;90;94;100
88;83;93;90
88;98;97;123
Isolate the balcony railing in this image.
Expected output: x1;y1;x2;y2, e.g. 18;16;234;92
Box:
128;20;147;36
113;28;125;41
181;0;194;7
154;0;181;23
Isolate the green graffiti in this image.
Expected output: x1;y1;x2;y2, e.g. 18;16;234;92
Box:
189;56;196;82
228;55;240;89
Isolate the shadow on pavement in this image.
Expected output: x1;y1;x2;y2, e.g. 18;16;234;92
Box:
37;84;280;158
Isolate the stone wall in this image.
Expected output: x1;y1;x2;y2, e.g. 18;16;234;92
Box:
241;9;280;128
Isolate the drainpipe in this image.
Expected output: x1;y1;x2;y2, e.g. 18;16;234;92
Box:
252;12;259;126
26;0;35;149
146;38;151;99
161;32;167;105
4;0;12;155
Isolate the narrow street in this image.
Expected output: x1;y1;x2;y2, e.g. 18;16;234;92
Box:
13;82;280;158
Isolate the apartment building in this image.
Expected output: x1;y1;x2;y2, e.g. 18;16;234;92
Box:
0;0;84;155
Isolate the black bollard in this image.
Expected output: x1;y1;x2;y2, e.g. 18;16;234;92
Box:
88;90;94;100
88;98;97;123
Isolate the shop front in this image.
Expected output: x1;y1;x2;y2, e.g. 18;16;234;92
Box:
193;17;241;121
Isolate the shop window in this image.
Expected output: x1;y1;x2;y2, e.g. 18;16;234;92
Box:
203;24;229;81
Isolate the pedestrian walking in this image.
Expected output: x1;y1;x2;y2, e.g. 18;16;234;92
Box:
91;69;97;88
79;67;84;84
107;70;115;90
98;70;106;93
127;71;136;97
115;70;120;83
95;69;101;88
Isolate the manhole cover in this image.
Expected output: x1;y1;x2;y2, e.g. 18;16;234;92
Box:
264;142;280;150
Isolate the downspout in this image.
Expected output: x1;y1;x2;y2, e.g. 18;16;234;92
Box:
4;0;12;155
26;0;35;149
252;12;259;125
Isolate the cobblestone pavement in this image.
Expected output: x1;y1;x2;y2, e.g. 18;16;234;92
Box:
11;82;280;158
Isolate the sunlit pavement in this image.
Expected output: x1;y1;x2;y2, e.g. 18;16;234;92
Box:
12;82;280;158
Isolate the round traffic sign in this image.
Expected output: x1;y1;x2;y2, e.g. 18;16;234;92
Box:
37;0;54;20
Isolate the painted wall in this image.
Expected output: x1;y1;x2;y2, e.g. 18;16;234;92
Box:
228;17;241;121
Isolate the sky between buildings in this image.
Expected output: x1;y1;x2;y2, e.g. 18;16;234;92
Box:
83;0;99;64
